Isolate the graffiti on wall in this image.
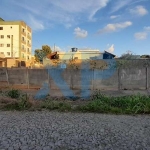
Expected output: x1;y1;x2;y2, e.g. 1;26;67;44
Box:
121;69;146;80
34;52;117;100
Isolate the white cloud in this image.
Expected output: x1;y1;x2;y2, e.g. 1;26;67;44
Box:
10;0;109;28
111;0;132;13
134;26;150;40
110;15;120;19
107;44;115;53
28;15;45;31
144;26;150;32
130;6;148;16
74;27;88;38
134;32;147;40
98;21;132;34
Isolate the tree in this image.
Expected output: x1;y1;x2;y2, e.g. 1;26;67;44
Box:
34;45;52;62
119;51;140;59
140;55;150;58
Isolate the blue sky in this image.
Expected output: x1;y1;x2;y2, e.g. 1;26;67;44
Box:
0;0;150;56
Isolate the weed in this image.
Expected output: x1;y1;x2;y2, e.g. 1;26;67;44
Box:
7;89;20;99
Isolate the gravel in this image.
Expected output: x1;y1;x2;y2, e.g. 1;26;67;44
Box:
0;111;150;150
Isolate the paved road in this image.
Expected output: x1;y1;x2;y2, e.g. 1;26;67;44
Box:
0;111;150;150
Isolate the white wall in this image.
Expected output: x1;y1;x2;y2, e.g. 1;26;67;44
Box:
0;25;19;58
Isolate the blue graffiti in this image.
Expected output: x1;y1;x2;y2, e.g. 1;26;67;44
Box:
35;52;117;100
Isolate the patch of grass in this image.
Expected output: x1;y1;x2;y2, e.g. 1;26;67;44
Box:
77;92;150;114
0;89;150;114
7;89;20;99
40;100;71;112
1;93;32;111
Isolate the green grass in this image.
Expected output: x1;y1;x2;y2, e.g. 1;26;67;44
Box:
77;93;150;114
0;89;150;114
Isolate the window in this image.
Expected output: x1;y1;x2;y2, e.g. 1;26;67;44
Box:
27;56;29;60
22;45;24;49
7;35;10;39
7;52;10;56
0;27;3;30
0;52;4;54
22;37;24;41
0;35;4;38
10;26;12;29
22;53;24;58
22;28;25;32
0;44;4;47
7;44;10;47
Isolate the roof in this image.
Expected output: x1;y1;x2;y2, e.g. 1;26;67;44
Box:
0;18;4;21
47;52;57;59
104;51;116;57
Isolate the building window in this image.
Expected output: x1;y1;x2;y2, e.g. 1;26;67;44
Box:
0;35;4;38
10;26;12;29
7;52;10;56
0;27;3;30
7;35;10;39
22;45;24;49
0;44;4;47
22;37;25;41
7;44;10;47
22;28;25;32
0;52;4;54
22;53;24;58
27;56;29;60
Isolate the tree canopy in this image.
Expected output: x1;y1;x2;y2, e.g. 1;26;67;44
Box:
119;51;140;59
34;45;52;62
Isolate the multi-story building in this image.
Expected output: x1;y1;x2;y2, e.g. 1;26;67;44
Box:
0;18;32;67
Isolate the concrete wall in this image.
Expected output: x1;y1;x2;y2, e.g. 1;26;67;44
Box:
0;67;149;92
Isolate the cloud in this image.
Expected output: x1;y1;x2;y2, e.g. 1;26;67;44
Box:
107;44;115;53
110;15;120;19
28;15;45;31
110;0;132;13
134;32;147;40
144;26;150;32
8;0;109;28
130;6;148;16
134;26;150;40
98;21;132;34
74;27;88;38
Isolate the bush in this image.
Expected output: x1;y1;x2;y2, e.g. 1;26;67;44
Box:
7;89;20;99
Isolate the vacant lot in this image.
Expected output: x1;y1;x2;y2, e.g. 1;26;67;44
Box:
0;111;150;150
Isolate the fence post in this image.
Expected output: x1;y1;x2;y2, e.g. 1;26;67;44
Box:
5;67;9;87
118;68;121;91
47;68;50;89
26;68;29;89
146;67;149;89
92;69;94;90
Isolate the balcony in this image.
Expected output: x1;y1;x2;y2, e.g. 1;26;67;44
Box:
21;48;26;52
27;43;31;47
22;40;26;44
22;31;26;36
27;35;31;40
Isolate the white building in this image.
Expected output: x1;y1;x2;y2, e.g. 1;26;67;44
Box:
0;18;32;62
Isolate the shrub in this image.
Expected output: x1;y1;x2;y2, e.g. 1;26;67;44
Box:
7;89;20;99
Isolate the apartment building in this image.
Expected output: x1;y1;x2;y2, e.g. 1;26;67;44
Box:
0;18;32;65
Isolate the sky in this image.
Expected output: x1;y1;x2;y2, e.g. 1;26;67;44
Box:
0;0;150;56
